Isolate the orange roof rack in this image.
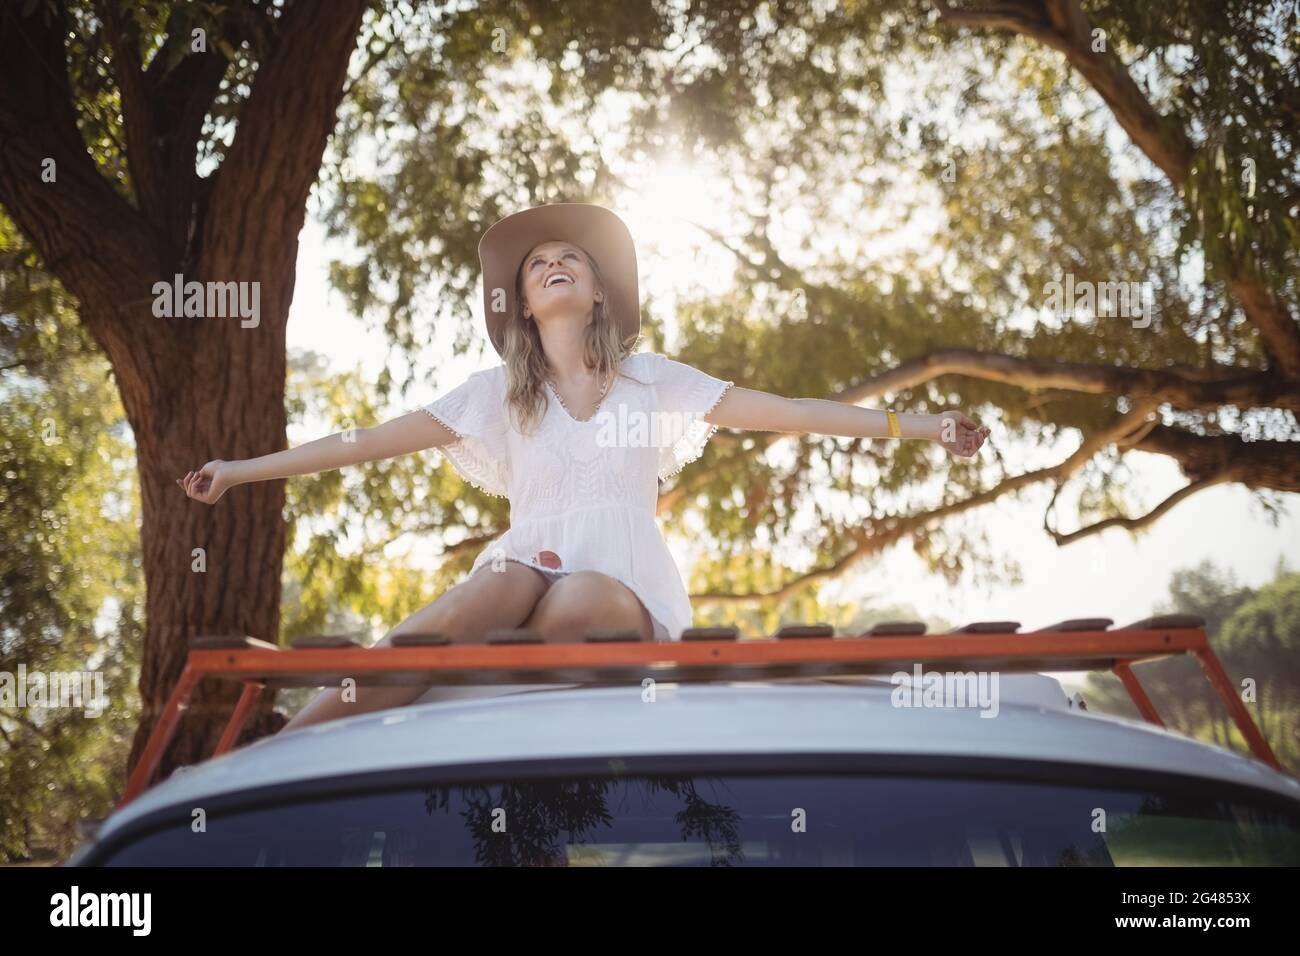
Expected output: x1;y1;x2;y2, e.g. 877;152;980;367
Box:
118;615;1282;808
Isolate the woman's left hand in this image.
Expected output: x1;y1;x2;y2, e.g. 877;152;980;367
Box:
935;411;990;458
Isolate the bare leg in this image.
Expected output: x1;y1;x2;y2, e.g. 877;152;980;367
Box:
522;570;656;642
281;562;549;732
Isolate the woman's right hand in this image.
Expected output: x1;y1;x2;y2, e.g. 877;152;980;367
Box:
176;459;239;505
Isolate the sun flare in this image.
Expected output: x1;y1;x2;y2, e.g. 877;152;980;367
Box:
613;160;737;302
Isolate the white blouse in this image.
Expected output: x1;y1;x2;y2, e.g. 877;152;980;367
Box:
418;350;734;641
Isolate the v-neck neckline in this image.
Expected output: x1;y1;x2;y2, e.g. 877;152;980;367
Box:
546;371;615;424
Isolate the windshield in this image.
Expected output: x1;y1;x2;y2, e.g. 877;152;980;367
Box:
98;769;1300;866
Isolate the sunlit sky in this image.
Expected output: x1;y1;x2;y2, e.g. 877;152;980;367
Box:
283;43;1298;637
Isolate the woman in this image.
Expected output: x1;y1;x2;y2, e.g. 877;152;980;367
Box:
178;203;990;730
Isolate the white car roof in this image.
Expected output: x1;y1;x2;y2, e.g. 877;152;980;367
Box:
94;675;1300;843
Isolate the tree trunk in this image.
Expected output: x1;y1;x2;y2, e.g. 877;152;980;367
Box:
125;339;291;775
117;198;309;775
0;0;369;781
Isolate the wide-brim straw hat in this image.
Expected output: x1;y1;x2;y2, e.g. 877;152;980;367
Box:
478;203;640;356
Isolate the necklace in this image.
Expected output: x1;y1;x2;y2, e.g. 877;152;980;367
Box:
546;369;611;422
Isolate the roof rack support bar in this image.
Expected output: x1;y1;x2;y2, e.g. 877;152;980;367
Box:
120;665;201;806
113;626;1288;807
1190;647;1282;771
214;682;265;757
1112;662;1165;728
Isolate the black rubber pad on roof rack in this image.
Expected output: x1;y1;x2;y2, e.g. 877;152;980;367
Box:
1031;618;1114;632
1122;614;1206;630
485;628;545;644
584;628;643;643
681;626;740;641
775;624;835;639
866;621;927;636
189;635;280;651
955;621;1022;633
390;632;451;646
290;634;365;648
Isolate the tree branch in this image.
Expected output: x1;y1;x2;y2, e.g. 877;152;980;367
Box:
690;525;881;604
937;0;1192;179
936;0;1300;378
838;347;1300;414
935;0;1059;46
201;0;369;285
1047;474;1229;545
1133;425;1300;493
361;524;499;560
0;4;157;276
95;0;158;217
98;0;246;257
691;403;1158;604
656;345;1297;515
0;2;164;392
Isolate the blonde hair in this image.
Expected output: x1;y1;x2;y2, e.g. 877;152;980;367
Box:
501;245;638;434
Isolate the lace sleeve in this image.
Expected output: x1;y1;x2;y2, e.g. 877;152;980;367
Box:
419;368;510;497
638;351;735;481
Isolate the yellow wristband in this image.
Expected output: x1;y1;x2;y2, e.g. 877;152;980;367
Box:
887;410;901;438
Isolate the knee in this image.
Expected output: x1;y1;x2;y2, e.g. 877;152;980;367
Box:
380;589;478;645
538;572;644;636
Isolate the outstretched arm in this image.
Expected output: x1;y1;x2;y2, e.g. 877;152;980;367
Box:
178;410;458;505
705;386;991;458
